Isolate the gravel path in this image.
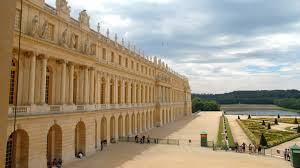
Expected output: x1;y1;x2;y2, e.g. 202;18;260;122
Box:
226;115;251;145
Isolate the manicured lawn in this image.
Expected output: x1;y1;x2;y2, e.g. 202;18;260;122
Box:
216;116;225;147
251;117;300;124
238;118;300;148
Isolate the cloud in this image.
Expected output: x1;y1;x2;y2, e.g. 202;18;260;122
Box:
45;0;300;93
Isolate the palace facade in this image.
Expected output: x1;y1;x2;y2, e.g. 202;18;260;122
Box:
5;0;192;167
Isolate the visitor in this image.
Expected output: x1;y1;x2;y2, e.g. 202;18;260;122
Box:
140;138;143;144
135;135;139;143
242;142;246;153
78;152;83;159
189;139;192;144
57;158;62;168
147;135;150;144
253;145;256;154
52;158;57;167
142;135;146;144
235;142;239;152
249;144;252;154
284;149;287;160
100;141;103;151
47;160;52;168
258;145;262;154
287;149;290;161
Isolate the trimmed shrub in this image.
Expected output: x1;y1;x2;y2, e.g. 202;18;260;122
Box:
267;123;271;129
295;118;299;124
238;115;240;120
277;114;280;118
274;118;278;125
248;115;251;119
260;134;268;147
262;120;265;126
297;125;300;134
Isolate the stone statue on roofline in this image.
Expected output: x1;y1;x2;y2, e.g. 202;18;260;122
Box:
79;10;90;27
106;28;110;38
97;22;100;33
56;0;70;16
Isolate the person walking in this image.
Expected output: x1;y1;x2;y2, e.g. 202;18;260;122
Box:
287;149;290;161
284;148;288;160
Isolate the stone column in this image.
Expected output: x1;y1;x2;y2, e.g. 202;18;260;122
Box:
132;82;136;104
28;53;36;105
128;82;131;104
160;110;163;126
115;116;119;140
40;55;48;104
121;80;125;104
69;63;74;104
105;75;111;104
84;67;89;104
106;115;111;144
122;115;126;137
128;114;132;136
89;68;95;104
134;112;138;134
60;60;67;104
114;77;118;104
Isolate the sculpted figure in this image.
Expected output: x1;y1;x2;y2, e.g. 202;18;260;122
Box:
83;38;90;54
71;33;77;49
40;20;48;39
31;15;39;37
58;0;70;15
79;10;90;26
61;29;68;47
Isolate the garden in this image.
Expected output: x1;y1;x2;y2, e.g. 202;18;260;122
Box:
237;116;300;148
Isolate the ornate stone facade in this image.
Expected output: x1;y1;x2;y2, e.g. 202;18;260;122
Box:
5;0;192;167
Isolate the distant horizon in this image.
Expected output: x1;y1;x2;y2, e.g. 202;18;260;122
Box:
192;89;300;95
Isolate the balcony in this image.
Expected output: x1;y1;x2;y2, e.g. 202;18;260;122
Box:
8;102;156;117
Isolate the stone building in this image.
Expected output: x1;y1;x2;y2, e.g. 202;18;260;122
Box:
5;0;192;167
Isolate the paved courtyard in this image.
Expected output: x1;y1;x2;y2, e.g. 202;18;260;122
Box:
64;112;291;168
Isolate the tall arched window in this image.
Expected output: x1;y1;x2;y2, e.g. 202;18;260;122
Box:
125;82;128;104
101;78;105;104
9;60;17;105
117;81;121;104
45;67;52;104
110;79;114;104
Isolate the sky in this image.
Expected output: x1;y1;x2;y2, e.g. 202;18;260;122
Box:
46;0;300;94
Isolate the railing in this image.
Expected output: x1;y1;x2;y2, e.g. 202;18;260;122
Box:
7;103;160;116
49;105;61;112
119;136;179;145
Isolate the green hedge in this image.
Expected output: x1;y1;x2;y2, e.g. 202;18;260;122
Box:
217;116;225;146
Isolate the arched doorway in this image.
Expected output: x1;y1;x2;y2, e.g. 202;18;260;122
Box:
101;117;107;141
118;115;123;138
75;121;86;156
5;129;29;168
125;115;129;136
137;113;141;134
47;124;62;164
131;114;135;135
110;116;116;141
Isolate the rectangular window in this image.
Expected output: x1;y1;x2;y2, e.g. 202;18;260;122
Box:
14;9;21;30
136;63;139;71
141;65;144;73
111;52;114;62
91;44;96;55
125;58;128;68
102;48;106;60
131;60;134;69
119;55;122;65
47;23;54;41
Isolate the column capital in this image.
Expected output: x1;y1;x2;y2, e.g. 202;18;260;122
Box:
24;50;35;57
57;59;68;64
38;54;49;59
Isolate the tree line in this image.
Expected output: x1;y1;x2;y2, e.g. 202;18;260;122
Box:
192;90;300;111
192;97;220;112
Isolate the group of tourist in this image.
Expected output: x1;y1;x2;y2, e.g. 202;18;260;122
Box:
135;135;151;144
234;142;263;154
47;158;63;168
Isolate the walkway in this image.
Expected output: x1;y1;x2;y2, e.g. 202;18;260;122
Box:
64;112;291;168
226;115;251;144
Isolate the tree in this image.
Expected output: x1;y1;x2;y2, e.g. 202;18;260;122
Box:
260;133;268;147
274;118;278;125
277;114;280;118
262;120;265;126
238;115;240;120
294;118;299;124
248;115;251;119
297;125;300;133
267;123;271;129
